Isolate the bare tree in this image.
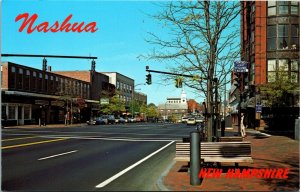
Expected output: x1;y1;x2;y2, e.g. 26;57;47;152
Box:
142;1;240;141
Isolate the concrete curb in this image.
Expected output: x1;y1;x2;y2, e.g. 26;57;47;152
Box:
156;160;176;191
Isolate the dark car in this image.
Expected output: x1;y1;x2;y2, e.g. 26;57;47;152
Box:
101;115;115;124
115;117;126;124
87;117;106;125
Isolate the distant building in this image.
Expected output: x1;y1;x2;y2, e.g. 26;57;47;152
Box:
157;90;188;120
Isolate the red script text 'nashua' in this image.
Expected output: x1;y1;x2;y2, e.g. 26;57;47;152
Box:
15;13;98;34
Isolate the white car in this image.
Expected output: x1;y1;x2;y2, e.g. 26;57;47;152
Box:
187;117;196;125
181;117;188;123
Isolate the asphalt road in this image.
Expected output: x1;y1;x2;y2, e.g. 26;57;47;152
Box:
2;122;195;191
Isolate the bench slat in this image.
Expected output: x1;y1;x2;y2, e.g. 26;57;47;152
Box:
175;141;253;163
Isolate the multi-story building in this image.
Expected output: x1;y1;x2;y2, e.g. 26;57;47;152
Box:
157;90;188;120
238;1;300;129
1;61;95;126
53;70;115;115
101;72;135;106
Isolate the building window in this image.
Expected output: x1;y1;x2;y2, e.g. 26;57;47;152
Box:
291;25;299;50
10;67;16;88
44;74;48;92
291;2;299;15
17;68;24;89
11;66;16;73
267;60;276;82
8;105;16;119
267;25;276;51
32;71;36;91
278;1;289;15
268;59;299;83
278;25;289;50
291;60;299;83
24;70;30;90
268;1;277;16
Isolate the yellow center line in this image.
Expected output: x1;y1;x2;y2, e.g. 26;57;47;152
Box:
2;136;38;142
2;138;67;149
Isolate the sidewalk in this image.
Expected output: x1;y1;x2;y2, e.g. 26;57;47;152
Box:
163;129;300;191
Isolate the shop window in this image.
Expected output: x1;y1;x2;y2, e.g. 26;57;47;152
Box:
2;105;7;120
24;105;31;119
8;105;16;119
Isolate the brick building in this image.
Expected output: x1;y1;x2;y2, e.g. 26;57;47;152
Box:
239;1;300;129
1;61;94;126
53;70;115;115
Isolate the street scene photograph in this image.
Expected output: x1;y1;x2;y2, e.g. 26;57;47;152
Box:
1;0;299;191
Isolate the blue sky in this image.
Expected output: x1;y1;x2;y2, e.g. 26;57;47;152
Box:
1;0;211;105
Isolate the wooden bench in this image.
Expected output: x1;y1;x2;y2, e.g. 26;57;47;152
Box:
217;136;243;142
175;141;253;166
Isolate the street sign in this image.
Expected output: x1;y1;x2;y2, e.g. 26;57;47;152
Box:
234;61;249;73
100;98;109;105
256;104;262;113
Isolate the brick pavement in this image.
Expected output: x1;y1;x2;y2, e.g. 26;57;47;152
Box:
164;132;299;191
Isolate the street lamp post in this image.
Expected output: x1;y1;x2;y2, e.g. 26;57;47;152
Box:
131;83;145;117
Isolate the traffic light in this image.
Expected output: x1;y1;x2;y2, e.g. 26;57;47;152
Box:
146;73;152;85
233;73;240;88
175;77;183;88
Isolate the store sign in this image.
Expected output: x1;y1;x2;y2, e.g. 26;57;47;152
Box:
35;100;49;105
51;101;65;107
234;61;249;73
100;98;109;105
256;104;262;113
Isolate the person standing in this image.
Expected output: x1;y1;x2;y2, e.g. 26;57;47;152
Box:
240;113;246;138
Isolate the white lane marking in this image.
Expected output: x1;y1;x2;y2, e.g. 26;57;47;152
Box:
38;150;78;161
95;141;175;188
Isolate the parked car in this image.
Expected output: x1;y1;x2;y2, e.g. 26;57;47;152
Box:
101;115;115;124
115;117;126;124
86;117;106;125
187;117;196;125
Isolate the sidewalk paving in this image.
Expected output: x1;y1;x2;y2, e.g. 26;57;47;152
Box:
163;129;299;191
